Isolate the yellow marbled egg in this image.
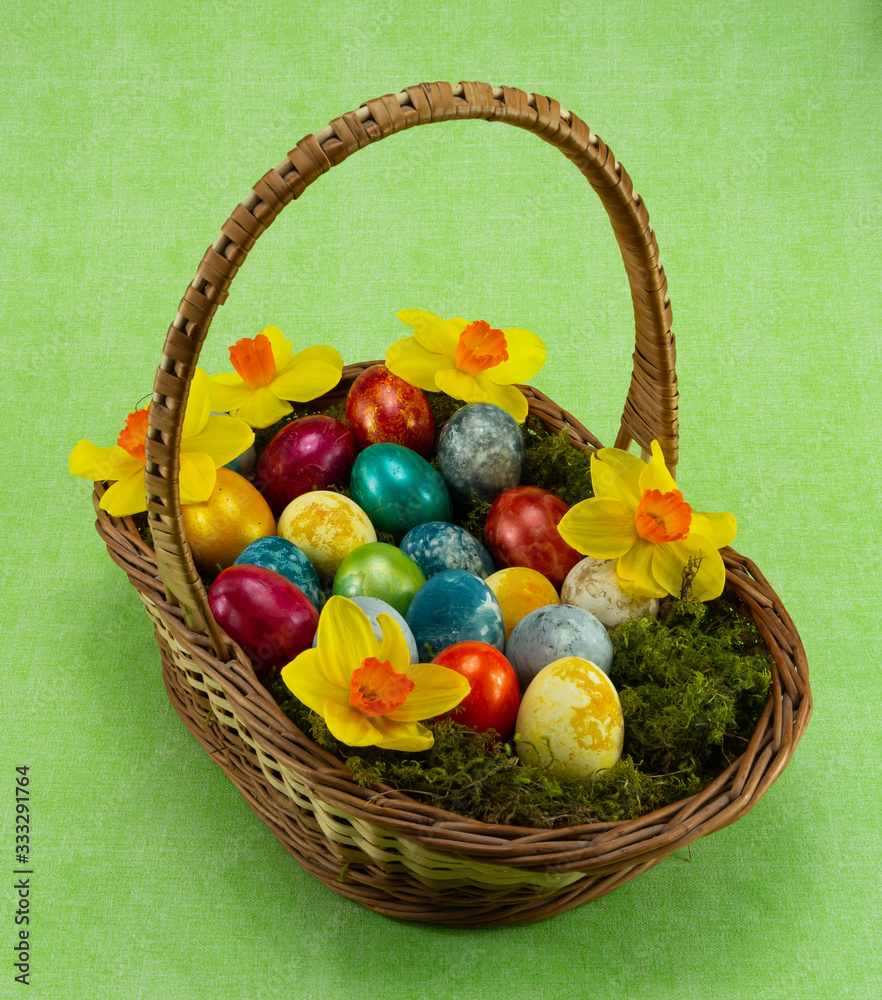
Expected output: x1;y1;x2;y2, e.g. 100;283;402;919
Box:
515;656;624;780
484;566;559;640
277;490;376;582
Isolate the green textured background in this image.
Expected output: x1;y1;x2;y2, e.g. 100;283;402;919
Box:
2;2;879;997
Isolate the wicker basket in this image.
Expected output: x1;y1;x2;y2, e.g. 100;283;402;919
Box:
93;82;811;927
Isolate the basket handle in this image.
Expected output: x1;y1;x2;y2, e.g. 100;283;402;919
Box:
145;81;678;644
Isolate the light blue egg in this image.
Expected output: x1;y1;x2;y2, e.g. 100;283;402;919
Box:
505;604;613;691
405;569;505;661
437;403;524;504
234;535;324;609
400;521;496;580
312;595;419;664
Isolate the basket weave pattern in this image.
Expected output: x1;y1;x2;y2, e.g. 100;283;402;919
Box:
93;83;811;926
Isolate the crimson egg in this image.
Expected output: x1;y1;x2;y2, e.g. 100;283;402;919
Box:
345;364;435;457
483;485;582;591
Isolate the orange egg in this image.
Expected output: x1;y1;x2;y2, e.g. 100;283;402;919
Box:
182;468;275;576
484;566;559;640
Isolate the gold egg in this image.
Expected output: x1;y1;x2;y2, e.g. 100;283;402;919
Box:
182;468;275;576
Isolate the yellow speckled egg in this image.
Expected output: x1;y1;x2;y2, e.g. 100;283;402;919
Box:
515;656;624;780
562;556;659;629
277;490;377;582
484;567;560;640
182;468;275;577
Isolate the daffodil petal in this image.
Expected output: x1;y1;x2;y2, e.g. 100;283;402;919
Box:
69;440;142;483
376;613;413;672
368;716;435;751
690;510;738;549
179;452;217;505
285;344;344;370
181;369;212;440
683;538;728;601
323;700;378;746
386;662;471;722
98;468;148;517
591;448;644;507
650;534;727;601
434;367;486;403
557;498;637;558
281;649;349;715
474;377;529;423
617;537;667;598
232;387;293;429
484;328;547;384
316;597;381;690
260;325;293;372
271;360;342;402
386;336;455;392
396;308;459;355
639;440;678;494
208;376;252;413
183;414;255;468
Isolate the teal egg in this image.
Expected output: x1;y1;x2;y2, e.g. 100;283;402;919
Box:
332;542;426;617
350;443;452;540
405;569;505;661
234;535;324;609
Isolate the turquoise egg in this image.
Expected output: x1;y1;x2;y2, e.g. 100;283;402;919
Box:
438;403;524;505
400;521;495;580
505;604;613;690
332;542;426;617
405;569;505;661
313;595;419;664
234;535;324;609
349;443;452;540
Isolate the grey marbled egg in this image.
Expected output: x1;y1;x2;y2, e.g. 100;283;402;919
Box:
437;403;524;504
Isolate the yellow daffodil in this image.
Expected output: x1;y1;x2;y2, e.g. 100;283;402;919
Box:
385;308;546;423
69;368;254;517
208;325;343;429
282;596;470;751
557;441;737;601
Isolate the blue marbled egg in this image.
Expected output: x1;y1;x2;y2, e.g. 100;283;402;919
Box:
234;535;324;610
400;521;496;580
350;443;452;541
313;595;419;664
405;569;505;661
505;603;613;690
437;403;525;505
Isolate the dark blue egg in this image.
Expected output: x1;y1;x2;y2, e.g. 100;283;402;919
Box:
405;569;505;661
350;443;452;541
234;535;324;609
438;403;525;505
505;604;613;690
400;521;496;579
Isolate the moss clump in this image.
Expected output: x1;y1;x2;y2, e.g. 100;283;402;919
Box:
267;597;772;828
520;415;595;508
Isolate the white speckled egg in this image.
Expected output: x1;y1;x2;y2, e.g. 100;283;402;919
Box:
561;556;659;629
515;656;624;780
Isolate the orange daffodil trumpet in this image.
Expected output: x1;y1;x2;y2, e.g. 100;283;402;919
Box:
557;441;737;602
282;597;470;751
385;309;546;424
208;325;343;429
68;369;254;518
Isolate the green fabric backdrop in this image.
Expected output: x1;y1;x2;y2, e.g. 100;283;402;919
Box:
1;1;879;997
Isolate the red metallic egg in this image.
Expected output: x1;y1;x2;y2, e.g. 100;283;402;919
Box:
208;564;319;681
483;486;583;591
431;641;521;740
345;365;435;457
253;414;356;517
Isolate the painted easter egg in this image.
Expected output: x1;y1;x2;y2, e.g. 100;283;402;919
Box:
253;415;356;516
437;403;524;505
484;566;560;641
431;642;521;739
312;595;420;664
505;603;613;691
345;364;435;457
349;443;452;540
332;542;426;617
208;564;319;681
182;468;275;576
483;485;582;590
561;556;660;629
405;569;505;661
515;656;624;780
399;521;495;580
277;490;376;582
234;535;324;610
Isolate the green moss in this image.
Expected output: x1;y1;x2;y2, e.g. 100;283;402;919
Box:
521;416;594;507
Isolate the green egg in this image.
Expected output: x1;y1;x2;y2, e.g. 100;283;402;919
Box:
331;542;427;618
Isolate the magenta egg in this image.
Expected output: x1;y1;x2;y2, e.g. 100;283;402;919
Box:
253;414;356;517
484;486;583;591
208;564;319;681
